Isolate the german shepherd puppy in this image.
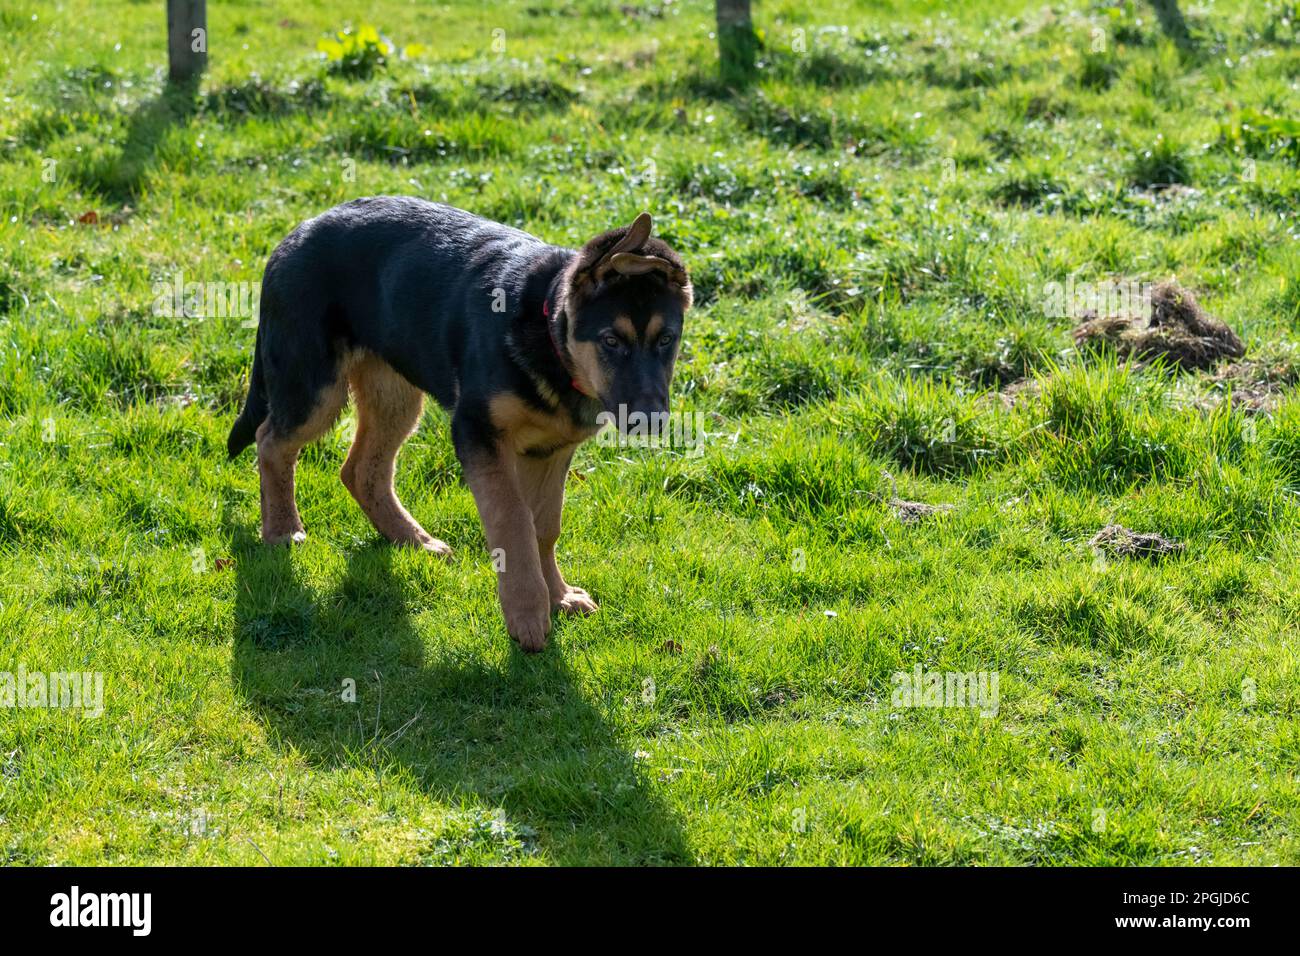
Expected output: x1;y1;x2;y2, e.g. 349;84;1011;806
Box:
227;197;691;650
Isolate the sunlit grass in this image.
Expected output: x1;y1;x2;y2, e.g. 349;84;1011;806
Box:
1;0;1299;865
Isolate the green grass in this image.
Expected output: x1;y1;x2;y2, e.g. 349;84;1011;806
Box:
2;0;1300;865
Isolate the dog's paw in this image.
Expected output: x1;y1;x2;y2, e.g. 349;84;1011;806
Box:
388;527;454;561
418;537;453;561
553;587;599;616
501;588;552;652
264;529;307;546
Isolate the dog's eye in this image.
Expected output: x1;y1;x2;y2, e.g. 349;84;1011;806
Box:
600;333;622;350
657;332;676;349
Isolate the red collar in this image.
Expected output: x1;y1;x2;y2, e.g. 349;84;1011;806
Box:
543;298;592;397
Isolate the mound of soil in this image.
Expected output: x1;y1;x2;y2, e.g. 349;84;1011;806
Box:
890;498;955;524
1209;359;1300;412
1089;524;1184;561
880;471;955;525
1073;281;1244;371
996;376;1043;409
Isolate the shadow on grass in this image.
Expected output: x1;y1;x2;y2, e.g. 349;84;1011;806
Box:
1150;0;1195;50
228;526;690;865
71;75;202;203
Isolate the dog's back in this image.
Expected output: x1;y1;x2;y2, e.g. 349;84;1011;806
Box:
227;197;562;458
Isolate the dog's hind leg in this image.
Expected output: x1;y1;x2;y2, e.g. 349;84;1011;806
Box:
341;355;451;558
515;448;598;616
257;374;349;545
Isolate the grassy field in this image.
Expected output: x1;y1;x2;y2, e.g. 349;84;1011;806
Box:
2;0;1299;865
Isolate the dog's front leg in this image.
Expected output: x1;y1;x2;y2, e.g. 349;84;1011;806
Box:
516;447;599;617
458;442;553;651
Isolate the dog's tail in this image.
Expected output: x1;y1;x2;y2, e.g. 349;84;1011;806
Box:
227;342;268;459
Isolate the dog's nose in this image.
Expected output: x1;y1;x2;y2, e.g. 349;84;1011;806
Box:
634;397;669;420
641;387;670;414
610;398;671;435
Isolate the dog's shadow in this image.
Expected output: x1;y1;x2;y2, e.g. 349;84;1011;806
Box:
228;525;690;865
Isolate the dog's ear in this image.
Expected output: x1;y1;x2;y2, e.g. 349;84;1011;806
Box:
593;213;653;284
569;212;691;306
606;212;652;258
570;213;653;298
609;252;689;288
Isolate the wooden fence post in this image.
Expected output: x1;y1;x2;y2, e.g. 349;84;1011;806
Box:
167;0;207;83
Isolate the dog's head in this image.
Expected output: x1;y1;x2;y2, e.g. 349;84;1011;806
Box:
559;213;691;428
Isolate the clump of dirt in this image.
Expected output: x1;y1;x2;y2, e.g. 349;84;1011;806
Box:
890;498;955;524
880;471;955;524
1073;281;1244;371
1131;184;1201;204
1208;358;1300;412
996;376;1043;409
1089;524;1184;561
692;644;722;681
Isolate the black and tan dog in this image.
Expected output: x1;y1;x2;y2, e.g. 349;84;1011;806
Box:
227;197;691;650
